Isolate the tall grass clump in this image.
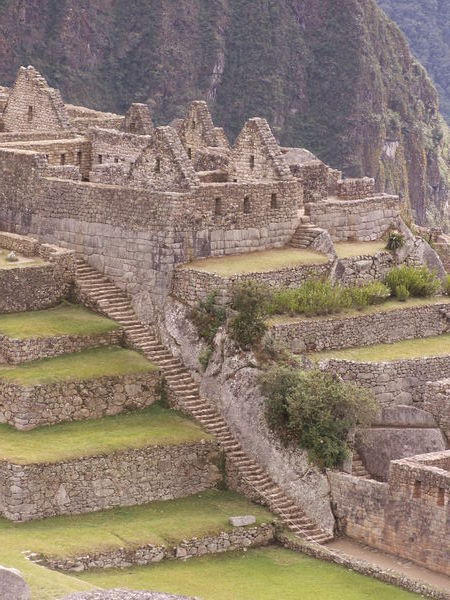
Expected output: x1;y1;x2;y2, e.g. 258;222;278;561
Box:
385;266;440;298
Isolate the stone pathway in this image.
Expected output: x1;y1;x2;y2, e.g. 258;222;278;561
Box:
74;258;333;544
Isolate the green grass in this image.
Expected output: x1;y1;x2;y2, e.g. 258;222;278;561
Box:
0;346;157;385
0;405;211;464
77;546;421;600
183;247;329;276
334;241;387;258
0;303;119;339
268;296;450;325
0;248;44;269
0;491;272;600
311;333;450;363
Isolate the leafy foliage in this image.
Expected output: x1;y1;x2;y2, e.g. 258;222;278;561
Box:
385;266;441;298
386;230;406;251
190;292;226;346
229;281;269;349
260;367;379;469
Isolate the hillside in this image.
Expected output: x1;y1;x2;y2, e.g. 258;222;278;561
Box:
0;0;448;225
378;0;450;123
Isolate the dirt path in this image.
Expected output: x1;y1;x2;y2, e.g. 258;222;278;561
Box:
328;538;450;594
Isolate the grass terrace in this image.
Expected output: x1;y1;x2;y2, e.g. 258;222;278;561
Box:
0;247;44;269
268;296;450;325
0;346;157;385
311;333;450;363
0;405;210;464
0;303;119;339
183;247;329;276
334;240;387;258
77;546;421;600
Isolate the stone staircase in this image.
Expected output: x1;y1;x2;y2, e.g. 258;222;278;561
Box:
74;258;334;545
351;450;371;479
290;217;325;249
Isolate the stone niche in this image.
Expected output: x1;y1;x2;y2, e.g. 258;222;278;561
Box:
0;371;161;430
0;441;222;521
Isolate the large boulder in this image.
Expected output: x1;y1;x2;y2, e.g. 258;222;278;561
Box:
0;566;30;600
372;405;437;428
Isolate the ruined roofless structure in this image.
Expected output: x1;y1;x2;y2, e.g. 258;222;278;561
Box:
0;65;401;322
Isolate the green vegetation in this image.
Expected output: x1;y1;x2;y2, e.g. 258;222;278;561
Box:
260;368;378;468
183;248;328;276
312;333;450;363
385;230;405;251
77;546;421;600
267;280;390;317
190;292;226;368
0;346;157;385
0;248;43;269
444;275;450;296
0;405;211;464
0;491;271;600
230;281;269;349
385;265;441;298
0;303;119;339
333;241;387;258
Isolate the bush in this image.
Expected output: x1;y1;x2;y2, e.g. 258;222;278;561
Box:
260;367;379;469
385;266;440;298
386;230;405;251
347;281;391;310
229;281;270;349
396;283;410;302
190;292;226;345
444;275;450;296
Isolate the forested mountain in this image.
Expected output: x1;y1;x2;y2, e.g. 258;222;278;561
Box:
0;0;448;225
378;0;450;123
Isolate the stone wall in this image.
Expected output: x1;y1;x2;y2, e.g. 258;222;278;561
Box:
333;251;395;286
0;371;160;430
270;302;450;353
424;379;450;439
306;195;401;241
36;524;275;572
319;355;450;406
0;329;123;365
336;177;375;200
0;441;221;521
330;452;450;577
173;263;331;307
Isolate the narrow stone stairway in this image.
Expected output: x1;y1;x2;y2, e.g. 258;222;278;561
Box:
351;450;370;479
74;258;334;545
290;217;326;249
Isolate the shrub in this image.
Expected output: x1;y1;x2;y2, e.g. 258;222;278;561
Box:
385;266;440;298
229;281;270;349
396;284;410;302
190;292;226;345
347;281;391;310
386;230;405;251
444;275;450;296
260;367;379;469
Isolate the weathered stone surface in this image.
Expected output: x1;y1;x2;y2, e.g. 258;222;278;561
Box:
0;566;30;600
229;515;256;527
64;591;197;600
373;405;437;428
356;428;446;481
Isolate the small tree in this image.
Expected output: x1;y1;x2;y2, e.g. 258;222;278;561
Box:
260;367;379;469
229;281;271;349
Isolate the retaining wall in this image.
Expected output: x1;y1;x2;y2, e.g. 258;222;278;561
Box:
0;441;221;521
424;379;450;439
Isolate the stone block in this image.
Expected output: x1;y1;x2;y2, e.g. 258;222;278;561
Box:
0;566;30;600
229;515;256;527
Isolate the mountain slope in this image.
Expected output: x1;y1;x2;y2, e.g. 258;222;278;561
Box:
0;0;448;226
378;0;450;124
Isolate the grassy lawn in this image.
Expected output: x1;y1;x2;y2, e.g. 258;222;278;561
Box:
0;405;211;464
183;247;329;276
311;333;450;363
334;241;387;258
0;303;119;339
0;346;157;385
77;546;421;600
269;296;450;326
0;248;44;269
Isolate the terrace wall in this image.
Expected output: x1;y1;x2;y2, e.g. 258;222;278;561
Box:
270;302;450;353
0;440;221;521
306;195;401;241
0;371;160;430
424;379;450;439
0;329;123;364
319;355;450;406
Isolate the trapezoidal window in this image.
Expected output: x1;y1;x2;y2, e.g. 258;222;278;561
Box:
98;154;103;164
155;157;161;173
76;151;82;165
413;480;422;499
271;193;278;209
60;153;66;166
243;196;251;214
27;105;33;122
437;487;445;506
249;154;255;170
214;197;222;217
187;148;192;160
129;121;136;133
192;120;196;130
